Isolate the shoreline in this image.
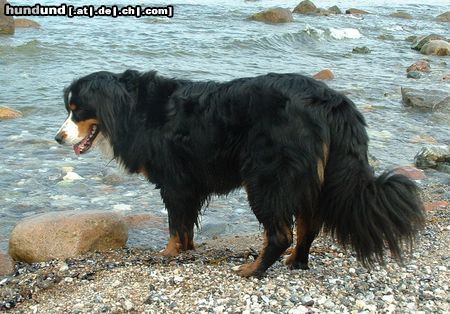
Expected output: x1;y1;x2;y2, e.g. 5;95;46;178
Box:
0;183;448;313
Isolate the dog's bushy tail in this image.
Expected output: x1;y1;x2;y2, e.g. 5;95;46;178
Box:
319;97;425;266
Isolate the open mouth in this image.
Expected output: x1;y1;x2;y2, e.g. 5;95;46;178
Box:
73;124;99;155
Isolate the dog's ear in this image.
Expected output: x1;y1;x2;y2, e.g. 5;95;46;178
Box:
93;75;135;155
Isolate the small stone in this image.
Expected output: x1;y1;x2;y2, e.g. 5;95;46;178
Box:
382;295;395;303
312;69;335;80
355;299;366;309
122;300;133;311
59;262;69;272
301;295;314;306
352;46;371;54
349;267;356;274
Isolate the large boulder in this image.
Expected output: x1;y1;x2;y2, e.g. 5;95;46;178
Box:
328;5;342;15
412;34;447;51
420;40;450;56
0;106;22;120
293;0;317;14
15;18;40;28
436;12;450;22
249;7;293;24
9;210;128;263
401;88;450;111
0;0;14;35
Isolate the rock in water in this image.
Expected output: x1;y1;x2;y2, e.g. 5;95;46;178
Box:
0;0;14;35
406;60;431;73
293;0;317;14
352;46;370;54
415;145;450;170
328;6;342;15
345;8;369;15
15;18;40;28
389;11;413;19
9;210;128;263
0;107;23;120
436;12;450;22
401;88;450;111
312;69;335;80
412;34;447;51
249;7;293;24
420;40;450;56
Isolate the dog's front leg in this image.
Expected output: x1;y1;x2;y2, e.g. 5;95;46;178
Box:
159;188;203;256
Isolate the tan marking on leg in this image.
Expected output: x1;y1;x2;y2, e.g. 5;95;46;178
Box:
160;234;182;257
237;232;268;277
76;119;98;138
286;216;307;267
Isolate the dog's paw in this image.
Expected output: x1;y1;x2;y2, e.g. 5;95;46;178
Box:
233;262;264;278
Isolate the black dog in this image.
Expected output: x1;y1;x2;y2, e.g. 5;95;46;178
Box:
55;70;425;277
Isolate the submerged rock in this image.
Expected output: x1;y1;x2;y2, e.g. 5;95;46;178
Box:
14;18;40;28
420;40;450;56
389;11;413;19
0;0;14;35
312;69;334;80
0;107;22;120
401;88;450;111
352;46;370;54
436;12;450;22
407;71;421;79
9;210;128;263
415;145;450;174
393;166;426;180
249;7;293;24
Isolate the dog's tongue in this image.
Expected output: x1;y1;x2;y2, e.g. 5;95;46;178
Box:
73;144;82;156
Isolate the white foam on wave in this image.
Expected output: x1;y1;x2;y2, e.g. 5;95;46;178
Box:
329;28;362;40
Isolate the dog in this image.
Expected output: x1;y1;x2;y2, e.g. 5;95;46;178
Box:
55;70;425;277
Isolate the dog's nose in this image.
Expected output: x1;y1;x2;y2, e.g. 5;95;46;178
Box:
55;133;64;144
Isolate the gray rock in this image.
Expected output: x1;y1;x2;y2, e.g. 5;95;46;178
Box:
352;46;371;54
401;88;450;111
328;5;342;14
414;145;450;171
436;11;450;22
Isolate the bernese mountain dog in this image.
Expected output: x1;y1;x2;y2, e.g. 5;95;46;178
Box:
55;70;425;277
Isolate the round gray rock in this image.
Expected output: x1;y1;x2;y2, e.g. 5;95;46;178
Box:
9;210;128;263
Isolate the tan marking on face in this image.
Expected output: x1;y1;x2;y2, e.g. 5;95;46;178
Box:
69;103;77;111
76;118;98;138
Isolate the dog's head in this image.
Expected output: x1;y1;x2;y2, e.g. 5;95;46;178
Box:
55;70;138;156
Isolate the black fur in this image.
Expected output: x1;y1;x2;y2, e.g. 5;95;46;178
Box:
60;70;425;276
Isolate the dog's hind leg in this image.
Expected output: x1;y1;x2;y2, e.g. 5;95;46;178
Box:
237;183;294;277
160;190;203;257
285;214;320;270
